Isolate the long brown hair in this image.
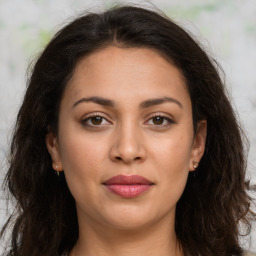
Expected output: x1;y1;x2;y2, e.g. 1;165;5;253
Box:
1;4;255;256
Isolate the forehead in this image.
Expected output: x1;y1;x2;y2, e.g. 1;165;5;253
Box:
63;46;190;108
71;46;185;83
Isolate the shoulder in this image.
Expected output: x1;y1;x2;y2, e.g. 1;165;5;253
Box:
243;251;256;256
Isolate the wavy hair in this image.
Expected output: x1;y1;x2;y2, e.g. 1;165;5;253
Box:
1;4;255;256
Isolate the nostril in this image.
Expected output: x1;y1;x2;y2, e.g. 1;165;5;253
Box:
115;156;141;162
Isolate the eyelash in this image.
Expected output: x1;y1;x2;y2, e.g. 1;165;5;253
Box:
81;112;175;129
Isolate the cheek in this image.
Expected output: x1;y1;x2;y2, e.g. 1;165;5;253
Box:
151;133;192;201
58;130;107;196
153;133;192;171
59;128;106;170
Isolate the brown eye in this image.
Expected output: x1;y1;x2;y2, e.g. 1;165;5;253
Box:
91;116;103;125
146;114;175;127
152;116;165;125
81;114;110;128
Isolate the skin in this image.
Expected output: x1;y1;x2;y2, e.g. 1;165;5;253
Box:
46;46;207;256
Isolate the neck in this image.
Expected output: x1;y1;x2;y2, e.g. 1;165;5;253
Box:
70;211;183;256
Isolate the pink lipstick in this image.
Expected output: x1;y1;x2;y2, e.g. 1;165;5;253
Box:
103;175;154;198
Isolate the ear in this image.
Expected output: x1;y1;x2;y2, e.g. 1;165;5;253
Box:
189;120;207;171
45;132;63;172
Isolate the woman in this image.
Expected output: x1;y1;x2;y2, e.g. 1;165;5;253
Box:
1;4;255;256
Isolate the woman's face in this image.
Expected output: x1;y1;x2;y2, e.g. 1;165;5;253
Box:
46;46;206;231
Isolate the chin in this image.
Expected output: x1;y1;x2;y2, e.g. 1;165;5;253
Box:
106;217;154;231
99;205;164;231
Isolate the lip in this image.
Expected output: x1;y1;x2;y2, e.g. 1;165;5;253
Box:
103;175;154;198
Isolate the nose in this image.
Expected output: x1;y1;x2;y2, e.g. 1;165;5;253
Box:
109;121;146;164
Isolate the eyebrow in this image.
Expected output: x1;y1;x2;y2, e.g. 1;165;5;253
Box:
72;96;183;109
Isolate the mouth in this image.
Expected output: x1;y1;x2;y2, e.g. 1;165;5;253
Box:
103;175;154;198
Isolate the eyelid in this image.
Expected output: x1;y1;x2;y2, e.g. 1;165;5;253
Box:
146;112;175;120
83;112;110;119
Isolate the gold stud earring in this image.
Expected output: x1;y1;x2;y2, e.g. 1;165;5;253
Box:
193;161;199;169
56;165;59;176
53;164;61;176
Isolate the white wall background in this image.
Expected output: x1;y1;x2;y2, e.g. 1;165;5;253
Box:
0;0;255;251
